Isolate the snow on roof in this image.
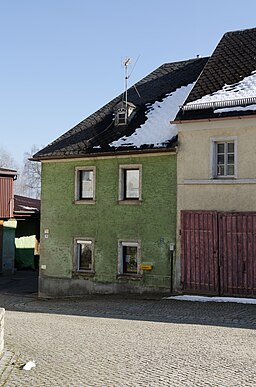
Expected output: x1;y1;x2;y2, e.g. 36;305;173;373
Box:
111;83;194;148
214;104;256;113
20;205;38;211
186;71;256;106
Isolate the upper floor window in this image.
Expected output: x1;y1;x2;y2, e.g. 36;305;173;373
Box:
75;167;96;203
116;111;127;125
119;165;142;202
211;137;237;179
216;142;235;177
114;101;136;126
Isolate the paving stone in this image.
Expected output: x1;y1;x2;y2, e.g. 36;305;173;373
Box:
0;276;255;386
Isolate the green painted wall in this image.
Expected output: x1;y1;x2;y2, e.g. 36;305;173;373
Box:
2;219;17;274
15;218;39;270
40;154;176;291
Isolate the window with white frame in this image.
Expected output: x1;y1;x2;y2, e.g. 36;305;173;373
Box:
75;167;96;201
118;241;140;275
119;165;142;201
75;239;94;272
211;138;237;178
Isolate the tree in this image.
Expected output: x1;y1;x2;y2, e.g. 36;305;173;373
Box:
19;145;41;199
0;146;18;170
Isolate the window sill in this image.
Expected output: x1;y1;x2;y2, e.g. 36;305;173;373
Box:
183;178;248;185
118;199;142;205
72;271;95;278
117;274;143;280
74;199;96;205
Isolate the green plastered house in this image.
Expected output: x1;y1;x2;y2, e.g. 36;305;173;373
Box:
33;57;208;298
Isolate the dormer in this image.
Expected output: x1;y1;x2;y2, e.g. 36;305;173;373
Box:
114;101;136;126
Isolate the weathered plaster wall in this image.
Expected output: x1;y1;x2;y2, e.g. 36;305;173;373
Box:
39;153;176;296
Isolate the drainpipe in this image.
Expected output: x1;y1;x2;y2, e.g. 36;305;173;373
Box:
169;243;175;294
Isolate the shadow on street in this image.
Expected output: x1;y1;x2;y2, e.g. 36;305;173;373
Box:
0;270;255;330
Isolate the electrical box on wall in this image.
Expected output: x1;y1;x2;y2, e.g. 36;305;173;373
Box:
169;243;175;251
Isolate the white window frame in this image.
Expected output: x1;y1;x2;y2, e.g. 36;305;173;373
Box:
75;166;96;203
115;110;127;126
74;238;95;273
118;240;141;275
210;136;237;179
119;164;142;202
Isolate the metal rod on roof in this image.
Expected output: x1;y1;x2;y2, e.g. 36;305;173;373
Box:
123;57;131;122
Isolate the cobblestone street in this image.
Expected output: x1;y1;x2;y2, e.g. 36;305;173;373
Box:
0;272;255;386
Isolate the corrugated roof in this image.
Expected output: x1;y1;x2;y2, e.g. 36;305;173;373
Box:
33;57;208;160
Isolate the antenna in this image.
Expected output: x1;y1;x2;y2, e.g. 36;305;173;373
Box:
122;57;132;122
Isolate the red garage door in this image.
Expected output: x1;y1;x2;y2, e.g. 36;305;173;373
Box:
181;211;256;297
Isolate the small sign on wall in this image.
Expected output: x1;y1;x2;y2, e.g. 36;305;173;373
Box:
141;264;153;271
44;229;49;239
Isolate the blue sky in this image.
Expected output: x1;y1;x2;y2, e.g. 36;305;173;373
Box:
1;0;256;166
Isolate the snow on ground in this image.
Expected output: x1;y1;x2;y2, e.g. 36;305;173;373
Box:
186;71;256;106
111;83;194;148
214;104;256;113
165;295;256;304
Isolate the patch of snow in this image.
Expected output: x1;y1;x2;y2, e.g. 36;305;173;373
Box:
20;205;37;210
111;83;194;148
186;71;256;106
93;145;101;149
23;361;36;370
165;295;256;304
214;104;256;113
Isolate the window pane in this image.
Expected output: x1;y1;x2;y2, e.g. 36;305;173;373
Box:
123;245;138;273
217;165;225;176
78;242;92;270
217;143;224;153
118;113;126;124
217;154;224;164
227;165;234;175
228;142;234;152
228;154;234;164
125;169;139;198
80;170;93;199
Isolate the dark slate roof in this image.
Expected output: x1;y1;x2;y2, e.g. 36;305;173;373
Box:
14;195;40;214
175;27;256;121
33;57;208;160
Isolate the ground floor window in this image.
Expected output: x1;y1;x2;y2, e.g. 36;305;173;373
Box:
75;239;94;272
118;241;140;275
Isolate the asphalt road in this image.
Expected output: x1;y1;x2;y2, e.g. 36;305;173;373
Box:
0;272;255;386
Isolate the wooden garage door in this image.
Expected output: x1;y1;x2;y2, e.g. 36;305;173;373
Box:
218;212;256;297
181;211;219;295
181;211;256;297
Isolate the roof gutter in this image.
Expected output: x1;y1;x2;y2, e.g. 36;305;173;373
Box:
32;146;177;162
171;113;256;124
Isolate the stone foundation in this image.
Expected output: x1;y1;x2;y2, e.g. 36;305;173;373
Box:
0;308;5;352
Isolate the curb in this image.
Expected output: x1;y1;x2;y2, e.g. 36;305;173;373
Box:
0;350;17;385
